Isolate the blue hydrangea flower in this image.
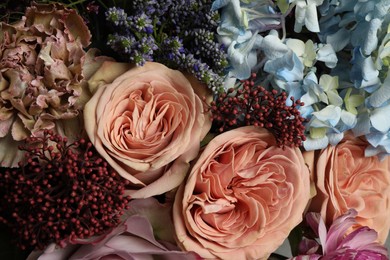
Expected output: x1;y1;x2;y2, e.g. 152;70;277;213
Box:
304;105;357;150
227;32;263;79
350;47;381;91
353;104;390;158
213;0;284;80
365;132;390;160
318;0;390;54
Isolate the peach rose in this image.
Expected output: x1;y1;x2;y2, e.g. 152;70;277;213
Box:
84;62;211;198
173;126;311;260
309;132;390;243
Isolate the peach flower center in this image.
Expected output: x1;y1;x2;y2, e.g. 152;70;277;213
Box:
188;142;295;247
102;83;189;161
335;145;390;218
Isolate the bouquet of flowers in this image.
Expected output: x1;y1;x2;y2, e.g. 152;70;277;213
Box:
0;0;390;259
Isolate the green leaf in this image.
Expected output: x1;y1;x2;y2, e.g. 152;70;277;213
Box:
310;127;327;139
200;133;216;148
277;0;290;14
344;88;364;115
288;225;304;256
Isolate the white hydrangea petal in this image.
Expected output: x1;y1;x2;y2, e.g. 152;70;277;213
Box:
312;105;341;126
286;39;305;58
304;3;320;32
340;110;357;129
317;44;338;68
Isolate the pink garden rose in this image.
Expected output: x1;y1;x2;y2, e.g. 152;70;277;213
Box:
173;126;311;260
309;132;390;243
84;62;211;198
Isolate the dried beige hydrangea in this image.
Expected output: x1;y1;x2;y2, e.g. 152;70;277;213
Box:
0;3;110;167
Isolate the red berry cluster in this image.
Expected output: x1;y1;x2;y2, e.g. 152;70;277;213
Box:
0;130;131;250
209;73;307;147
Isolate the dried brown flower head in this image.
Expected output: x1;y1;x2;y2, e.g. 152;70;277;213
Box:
0;3;109;167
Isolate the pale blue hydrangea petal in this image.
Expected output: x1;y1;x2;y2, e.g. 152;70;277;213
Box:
303;136;329;150
264;51;304;82
369;104;390;132
365;133;390;159
245;3;282;32
351;18;382;56
350;47;380;89
316;44;338;68
328;132;344;145
366;74;390;108
318;0;352;16
212;0;242;20
376;27;390;69
299;105;315;119
305;69;318;82
340;109;357;130
300;73;326;106
373;0;390;18
227;33;263;79
366;132;387;147
319;0;389;57
281;81;305;106
304;105;356;150
216;6;246;41
325;27;351;52
221;74;238;91
308;0;324;5
309;118;334;128
366;145;383;157
217;26;249;45
338;12;356;29
318;14;341;42
261;33;289;59
327;91;343;106
353;112;371;136
300;87;322;106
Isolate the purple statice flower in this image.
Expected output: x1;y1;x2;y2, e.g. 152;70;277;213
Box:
104;0;225;91
105;7;128;26
292;209;388;260
129;13;154;34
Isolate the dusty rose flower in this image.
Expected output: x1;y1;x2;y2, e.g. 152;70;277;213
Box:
28;198;199;260
84;61;211;198
309;132;390;243
292;209;388;260
0;3;108;167
173;126;311;260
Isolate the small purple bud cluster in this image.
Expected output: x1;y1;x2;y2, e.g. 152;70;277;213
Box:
0;131;131;250
208;74;307;147
185;28;228;75
104;0;226;91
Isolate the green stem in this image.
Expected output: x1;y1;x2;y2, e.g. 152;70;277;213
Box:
65;0;89;7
